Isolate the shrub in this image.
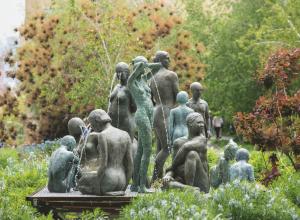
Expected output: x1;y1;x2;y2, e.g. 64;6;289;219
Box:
0;147;19;169
271;172;300;207
120;189;216;220
211;181;300;220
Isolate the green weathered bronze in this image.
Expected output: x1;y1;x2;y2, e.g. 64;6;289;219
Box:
169;91;194;160
127;56;161;193
210;139;239;188
48;135;79;193
230;148;255;182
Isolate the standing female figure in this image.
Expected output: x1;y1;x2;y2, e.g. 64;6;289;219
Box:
108;62;136;141
127;56;161;193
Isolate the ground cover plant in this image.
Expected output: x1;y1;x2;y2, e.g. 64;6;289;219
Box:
1;139;300;219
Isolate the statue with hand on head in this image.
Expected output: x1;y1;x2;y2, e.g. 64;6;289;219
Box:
187;82;211;139
163;112;210;193
229;148;255;182
78;109;133;196
150;51;179;182
127;56;161;193
48;135;79;193
210;139;239;188
108;62;137;141
168;91;194;160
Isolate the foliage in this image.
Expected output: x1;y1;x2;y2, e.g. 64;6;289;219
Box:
185;0;300;122
210;180;300;220
121;181;300;220
0;147;19;169
0;148;51;220
271;171;300;207
235;48;300;171
120;189;215;220
0;0;205;145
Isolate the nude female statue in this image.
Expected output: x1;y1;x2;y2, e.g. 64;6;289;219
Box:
78;109;133;196
127;56;161;193
108;62;137;141
163;112;210;193
169;91;194;160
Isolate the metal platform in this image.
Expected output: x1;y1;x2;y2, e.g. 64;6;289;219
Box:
26;187;137;219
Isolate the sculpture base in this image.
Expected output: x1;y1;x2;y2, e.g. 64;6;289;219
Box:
26;187;137;219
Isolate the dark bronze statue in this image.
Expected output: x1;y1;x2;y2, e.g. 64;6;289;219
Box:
108;62;137;141
150;51;179;182
163;112;209;193
48;135;79;193
78;109;133;196
68;117;86;143
187;82;211;138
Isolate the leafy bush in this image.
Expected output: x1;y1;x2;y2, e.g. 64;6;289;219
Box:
0;150;50;220
120;190;216;220
211;181;300;220
271;172;300;207
0;147;19;169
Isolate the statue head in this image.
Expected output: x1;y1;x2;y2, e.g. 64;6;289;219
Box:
186;112;205;136
68;117;86;138
115;62;130;85
224;139;239;160
176;91;189;105
153;51;170;69
88;109;112;132
190;82;203;100
235;148;250;162
60;135;76;151
132;56;148;66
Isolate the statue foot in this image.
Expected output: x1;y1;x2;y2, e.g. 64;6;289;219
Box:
130;184;139;192
138;185;154;194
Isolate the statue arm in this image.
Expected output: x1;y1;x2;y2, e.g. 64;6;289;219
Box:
129;92;137;113
124;140;133;184
169;111;175;144
144;63;161;80
109;85;120;102
248;166;255;182
97;134;108;179
127;62;144;87
205;105;211;134
171;73;179;103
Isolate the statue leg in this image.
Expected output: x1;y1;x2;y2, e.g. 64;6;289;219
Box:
131;137;143;192
184;151;198;186
138;121;152;193
152;126;169;182
186;152;210;193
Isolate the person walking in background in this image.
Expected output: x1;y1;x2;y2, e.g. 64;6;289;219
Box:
212;114;223;139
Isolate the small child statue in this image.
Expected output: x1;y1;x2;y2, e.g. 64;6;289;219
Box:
210;139;239;188
229;148;255;182
168;91;194;159
48;135;79;193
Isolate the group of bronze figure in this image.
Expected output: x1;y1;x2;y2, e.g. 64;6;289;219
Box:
47;51;254;195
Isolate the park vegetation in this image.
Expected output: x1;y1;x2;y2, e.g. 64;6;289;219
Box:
0;0;299;219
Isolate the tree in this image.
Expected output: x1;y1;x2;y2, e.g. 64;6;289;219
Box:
235;48;300;171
